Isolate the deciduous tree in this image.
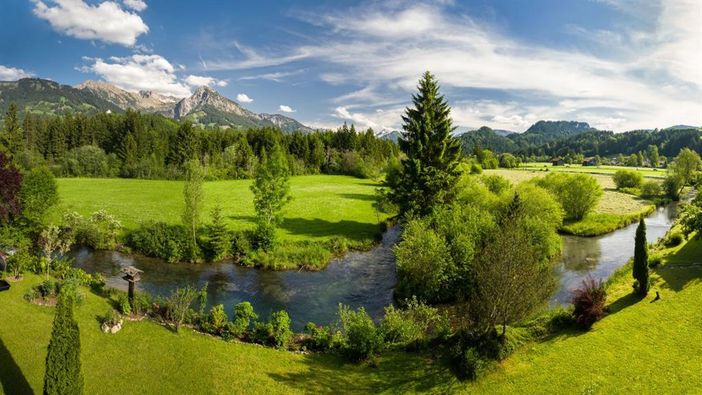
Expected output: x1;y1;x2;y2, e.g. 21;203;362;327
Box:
250;144;291;250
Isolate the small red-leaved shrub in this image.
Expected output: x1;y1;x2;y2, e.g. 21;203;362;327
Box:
572;276;607;329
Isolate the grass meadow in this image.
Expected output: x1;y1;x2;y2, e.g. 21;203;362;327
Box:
49;175;388;243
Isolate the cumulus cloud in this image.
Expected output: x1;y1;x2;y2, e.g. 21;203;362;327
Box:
279;105;296;113
0;65;33;81
32;0;148;47
184;75;228;87
82;54;191;97
122;0;147;12
237;93;253;103
205;0;701;131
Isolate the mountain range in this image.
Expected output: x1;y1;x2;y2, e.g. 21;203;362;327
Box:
0;78;315;133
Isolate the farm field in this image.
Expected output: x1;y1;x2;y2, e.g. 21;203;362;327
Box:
49;175;388;243
2;235;700;394
519;162;668;178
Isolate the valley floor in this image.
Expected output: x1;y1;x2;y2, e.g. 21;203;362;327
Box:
1;232;700;394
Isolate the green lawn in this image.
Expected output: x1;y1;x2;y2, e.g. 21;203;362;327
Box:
2;235;701;393
485;169;656;236
519;162;668;178
49;175;388;243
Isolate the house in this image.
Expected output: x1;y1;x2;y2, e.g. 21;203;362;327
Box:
551;157;565;166
582;157;598;166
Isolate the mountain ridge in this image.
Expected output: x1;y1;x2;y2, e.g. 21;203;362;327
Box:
0;78;314;133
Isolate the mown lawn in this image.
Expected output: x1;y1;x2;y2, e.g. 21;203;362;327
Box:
49;175;388;242
485;169;656;236
2;236;700;394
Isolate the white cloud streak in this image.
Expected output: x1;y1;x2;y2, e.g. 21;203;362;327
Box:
32;0;148;47
184;75;228;87
279;105;295;113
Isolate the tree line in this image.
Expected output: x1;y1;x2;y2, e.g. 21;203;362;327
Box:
0;103;399;180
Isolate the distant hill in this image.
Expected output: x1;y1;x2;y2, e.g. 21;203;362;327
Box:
665;124;699;130
0;78;314;133
457;126;517;153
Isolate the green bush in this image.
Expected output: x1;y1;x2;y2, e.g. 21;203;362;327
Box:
117;293;132;316
663;176;683;201
469;162;483;175
480;175;512;195
536;173;603;220
205;304;228;335
270;310;293;349
641;181;662;198
303;323;341;351
228;301;258;337
613;170;643;189
128;222;192;263
44;292;84;395
337;305;383;362
379;299;450;349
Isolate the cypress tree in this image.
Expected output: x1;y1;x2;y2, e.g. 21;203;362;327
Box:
390;71;462;216
44;292;83;395
633;218;649;296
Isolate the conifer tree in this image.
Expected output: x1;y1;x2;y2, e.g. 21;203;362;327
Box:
250;144;291;250
208;204;230;261
633;218;649;296
390;71;462;216
44;291;83;395
1;103;24;155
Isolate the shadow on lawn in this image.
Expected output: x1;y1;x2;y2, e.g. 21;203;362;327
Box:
655;266;702;292
269;352;458;394
280;218;380;242
0;337;33;395
337;193;378;202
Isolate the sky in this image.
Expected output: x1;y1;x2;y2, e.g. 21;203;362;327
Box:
0;0;700;132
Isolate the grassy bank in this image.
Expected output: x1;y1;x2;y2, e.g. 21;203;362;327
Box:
485;169;657;236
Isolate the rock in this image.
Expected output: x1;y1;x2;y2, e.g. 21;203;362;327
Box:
102;319;124;334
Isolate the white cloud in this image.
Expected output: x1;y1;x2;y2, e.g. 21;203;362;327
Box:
184;75;228;87
83;54;191;97
122;0;147;12
32;0;148;47
279;105;296;113
0;65;33;81
206;0;701;131
237;93;253;103
239;70;302;82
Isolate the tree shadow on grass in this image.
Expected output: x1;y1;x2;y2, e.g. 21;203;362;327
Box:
606;292;641;314
337;193;378;202
268;352;459;394
0;337;33;395
280;218;381;242
654;266;702;292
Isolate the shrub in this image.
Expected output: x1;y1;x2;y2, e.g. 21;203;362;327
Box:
664;231;684;247
128;222;191;263
44;292;84;395
252;321;274;345
379;299;450;349
229;301;258;337
206;304;228;335
270;310;293;348
100;309;122;327
458;347;488;381
641;181;662;198
337;305;383;362
613;170;643;189
571;276;607;329
303;323;340;351
536;173;603;220
469;162;482;175
117;293;132;316
480;175;511;195
498;153;520;169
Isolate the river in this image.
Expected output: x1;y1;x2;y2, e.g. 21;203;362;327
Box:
73;203;678;330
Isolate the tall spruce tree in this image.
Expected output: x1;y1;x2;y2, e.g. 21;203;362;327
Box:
182;160;205;261
633;218;649;296
390;71;461;216
44;291;83;395
1;103;24;155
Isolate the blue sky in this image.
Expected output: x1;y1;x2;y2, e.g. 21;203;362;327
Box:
0;0;699;132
